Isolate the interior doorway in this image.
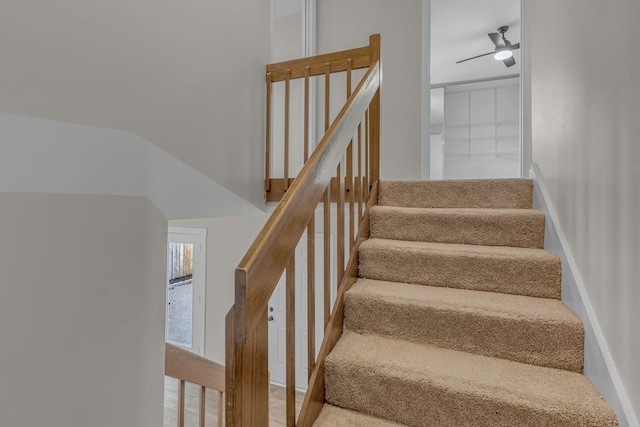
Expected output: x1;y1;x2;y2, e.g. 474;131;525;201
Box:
166;227;207;356
428;0;523;179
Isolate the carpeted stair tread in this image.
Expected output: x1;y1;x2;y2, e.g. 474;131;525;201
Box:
378;178;533;209
324;331;618;427
344;279;584;371
359;238;561;299
314;404;407;426
370;206;545;248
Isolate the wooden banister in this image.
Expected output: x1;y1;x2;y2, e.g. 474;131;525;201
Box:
227;34;381;427
165;342;225;391
265;35;381;203
234;59;381;344
266;45;372;81
165;342;225;427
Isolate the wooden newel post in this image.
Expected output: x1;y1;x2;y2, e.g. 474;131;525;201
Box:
369;34;381;184
226;306;270;427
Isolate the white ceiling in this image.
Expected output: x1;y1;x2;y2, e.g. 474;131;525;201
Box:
430;0;520;126
430;0;521;86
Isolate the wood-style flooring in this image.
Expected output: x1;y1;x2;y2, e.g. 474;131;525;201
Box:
164;377;305;426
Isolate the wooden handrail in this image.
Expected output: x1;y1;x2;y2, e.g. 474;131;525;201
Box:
227;34;381;427
165;342;225;391
266;45;372;81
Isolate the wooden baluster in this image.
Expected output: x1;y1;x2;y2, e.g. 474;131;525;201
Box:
323;63;331;328
365;109;370;200
346;59;352;97
304;66;316;378
337;158;345;284
369;35;381;184
304;66;310;161
346;60;355;250
335;60;346;280
323;187;331;328
286;255;296;427
217;391;224;427
324;63;330;131
347;145;354;251
358;121;363;220
307;219;316;378
178;380;185;427
199;386;206;427
265;73;272;193
284;69;291;192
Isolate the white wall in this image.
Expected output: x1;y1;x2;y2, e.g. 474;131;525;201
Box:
0;193;167;427
272;14;307;180
531;0;640;423
0;0;271;207
169;215;271;363
317;0;424;181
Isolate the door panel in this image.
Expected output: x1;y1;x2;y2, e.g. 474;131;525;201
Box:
268;233;334;390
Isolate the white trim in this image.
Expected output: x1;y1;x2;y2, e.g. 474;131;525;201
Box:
431;74;520;89
530;164;639;427
444;76;519;93
168;227;208;237
303;0;316;57
520;0;533;177
421;0;431;180
303;0;317;150
167;227;207;357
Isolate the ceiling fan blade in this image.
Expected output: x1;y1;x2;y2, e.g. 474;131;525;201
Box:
488;32;505;47
503;56;516;67
511;43;520;50
456;51;494;64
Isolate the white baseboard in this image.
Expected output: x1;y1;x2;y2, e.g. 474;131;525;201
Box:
530;164;639;427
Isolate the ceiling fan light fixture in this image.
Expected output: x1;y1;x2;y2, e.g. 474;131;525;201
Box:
494;47;513;60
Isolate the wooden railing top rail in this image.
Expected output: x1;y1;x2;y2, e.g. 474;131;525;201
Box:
234;59;381;344
165;342;225;392
266;45;373;81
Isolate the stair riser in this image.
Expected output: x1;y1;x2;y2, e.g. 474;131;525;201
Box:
344;293;584;371
370;210;545;248
325;364;605;427
378;179;533;209
359;247;561;299
315;405;405;427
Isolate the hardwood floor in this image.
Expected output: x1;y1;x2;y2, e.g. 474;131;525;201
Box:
164;377;305;426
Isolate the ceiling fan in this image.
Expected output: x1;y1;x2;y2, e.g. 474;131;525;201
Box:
457;26;520;68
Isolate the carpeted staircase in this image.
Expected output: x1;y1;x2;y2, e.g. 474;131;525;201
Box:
314;179;618;426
